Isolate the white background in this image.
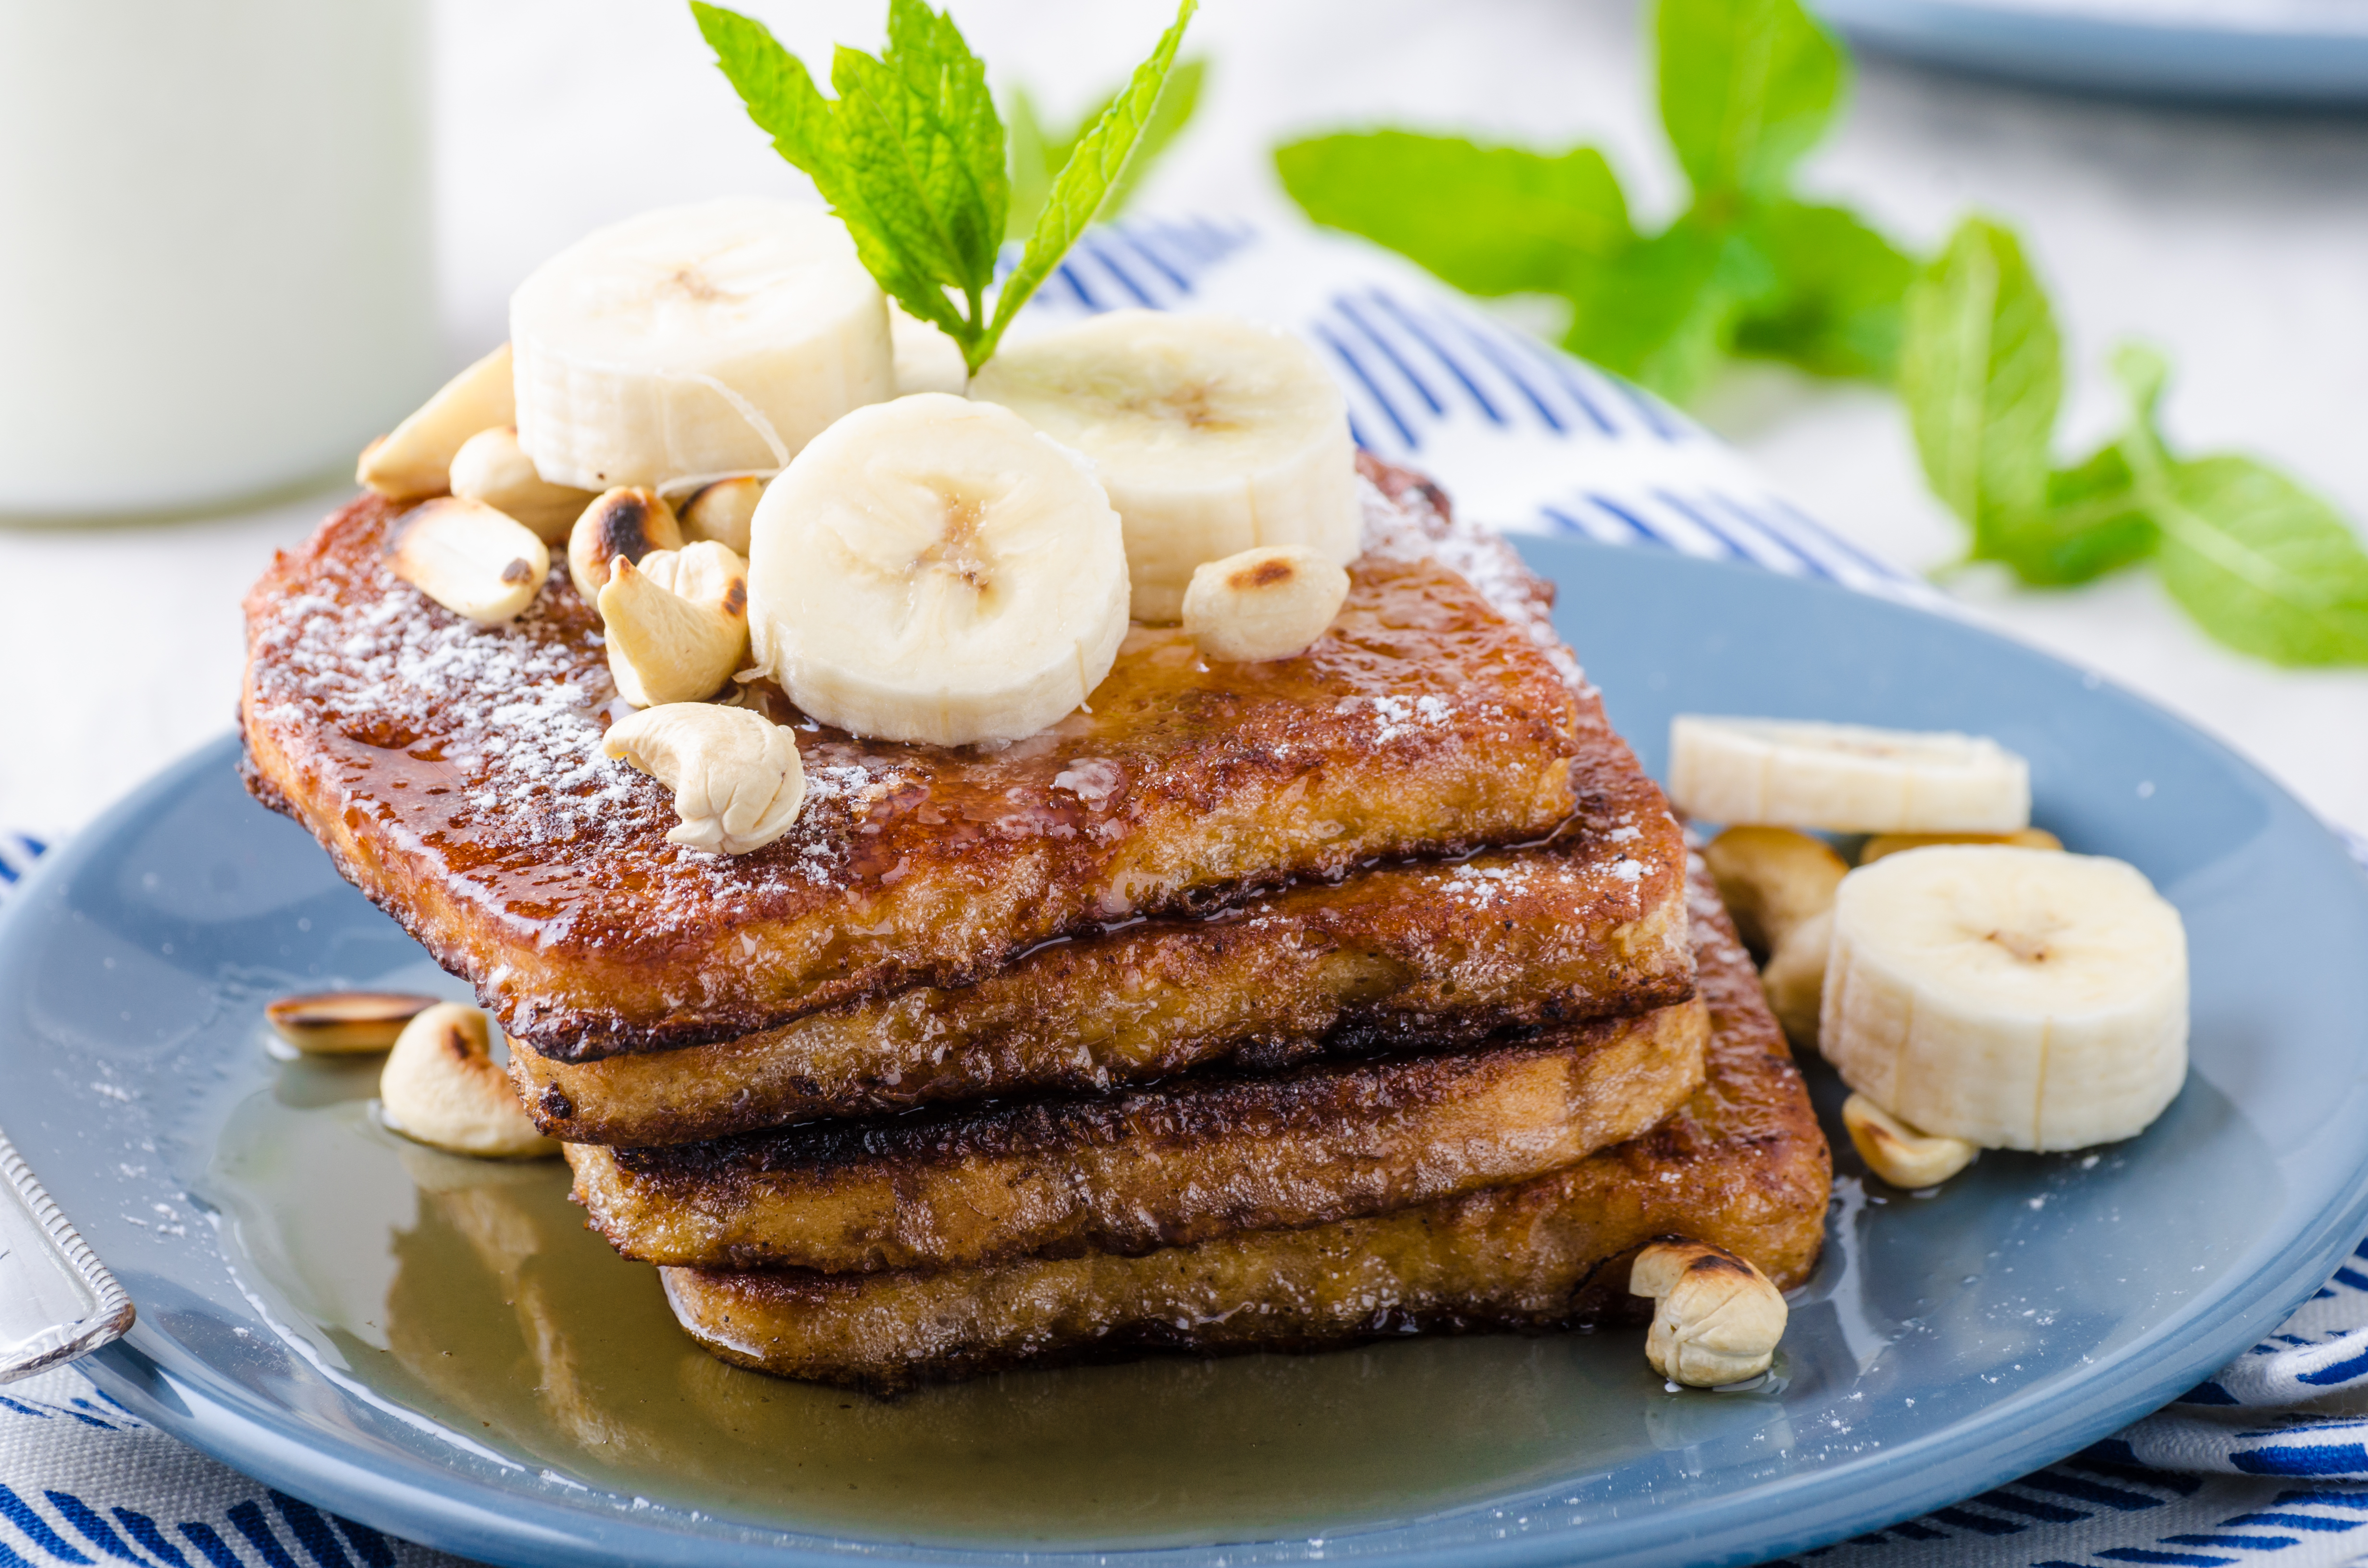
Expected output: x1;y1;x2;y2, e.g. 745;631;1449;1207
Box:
4;0;2364;843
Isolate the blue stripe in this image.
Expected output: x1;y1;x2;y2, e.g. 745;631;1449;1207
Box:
1365;292;1507;425
268;1493;352;1568
329;1517;396;1568
1649;489;1767;566
1110;228;1193;294
43;1493;145;1565
110;1511;192;1568
1503;330;1620;435
2233;1444;2368;1476
1311;325;1419;450
227;1501;304;1568
1076;236;1159;306
1888;1522;1947;1541
177;1524;245;1568
2095;1551;2238;1566
1442;313;1567;432
1586;494;1678;550
2183;1381;2242;1405
2217;1511;2366;1531
2165;1536;2301;1550
2331;1267;2368;1292
1759;493;1923;588
2300;1343;2368;1385
1705;492;1839;579
1331;296;1446;415
0;1486;92;1563
1052;260;1100;311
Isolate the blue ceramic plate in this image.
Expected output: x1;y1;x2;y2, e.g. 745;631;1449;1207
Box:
5;536;2368;1568
1811;0;2368;103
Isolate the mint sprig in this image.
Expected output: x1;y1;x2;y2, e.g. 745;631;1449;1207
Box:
1898;224;2368;664
691;0;1196;376
1274;0;1910;404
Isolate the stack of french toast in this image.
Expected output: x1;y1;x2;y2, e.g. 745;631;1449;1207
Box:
241;448;1829;1393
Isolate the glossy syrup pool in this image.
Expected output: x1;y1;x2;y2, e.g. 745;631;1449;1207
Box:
200;1034;1806;1550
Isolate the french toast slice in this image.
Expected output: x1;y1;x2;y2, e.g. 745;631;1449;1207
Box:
514;805;1692;1146
567;994;1709;1273
658;873;1829;1392
241;456;1592;1057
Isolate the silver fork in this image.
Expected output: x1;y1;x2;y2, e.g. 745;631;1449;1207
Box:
0;1126;134;1384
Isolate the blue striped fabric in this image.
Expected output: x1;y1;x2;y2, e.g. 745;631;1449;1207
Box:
6;214;2368;1568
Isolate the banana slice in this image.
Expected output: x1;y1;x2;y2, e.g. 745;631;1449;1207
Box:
745;394;1129;747
510;197;894;493
1668;716;2030;834
970;310;1360;622
1822;845;2187;1152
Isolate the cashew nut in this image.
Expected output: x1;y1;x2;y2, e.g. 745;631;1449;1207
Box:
265;991;439;1055
1859;827;2062;866
449;425;595;542
379;1003;558;1158
358;343;515;502
386;497;550;626
603;702;805;855
1630;1237;1788;1387
1182;545;1350;662
1843;1092;1978;1189
1702;826;1848;959
600;543;751;707
568;487;683;603
678;476;766;555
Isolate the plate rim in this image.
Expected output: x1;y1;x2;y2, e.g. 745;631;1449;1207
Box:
14;535;2368;1568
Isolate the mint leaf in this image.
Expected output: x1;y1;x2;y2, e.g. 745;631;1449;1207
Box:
691;2;841;178
2150;456;2368;664
987;0;1196;352
1730;202;1915;381
1898;216;2059;549
1656;0;1845;203
1564;216;1777;404
1275;133;1629;300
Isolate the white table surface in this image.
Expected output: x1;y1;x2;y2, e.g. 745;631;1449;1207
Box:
5;0;2364;845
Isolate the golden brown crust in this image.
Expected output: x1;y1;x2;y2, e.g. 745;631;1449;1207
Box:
567;995;1709;1273
240;456;1591;1053
658;877;1831;1391
513;805;1692;1144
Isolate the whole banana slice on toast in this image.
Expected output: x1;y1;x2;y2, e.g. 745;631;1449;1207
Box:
745;394;1130;748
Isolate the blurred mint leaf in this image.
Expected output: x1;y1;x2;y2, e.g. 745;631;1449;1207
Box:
2150;456;2368;664
2104;347;2368;664
989;0;1196;352
1274;131;1632;298
1898;217;2060;548
1730;202;1915;381
1565;216;1778;404
1656;0;1845;203
1006;58;1205;244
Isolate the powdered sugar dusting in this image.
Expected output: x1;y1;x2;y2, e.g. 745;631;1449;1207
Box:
1358;475;1588;695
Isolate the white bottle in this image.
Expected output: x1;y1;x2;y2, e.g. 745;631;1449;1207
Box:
0;0;440;519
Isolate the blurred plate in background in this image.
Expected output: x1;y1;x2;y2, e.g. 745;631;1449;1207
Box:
1811;0;2368;102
